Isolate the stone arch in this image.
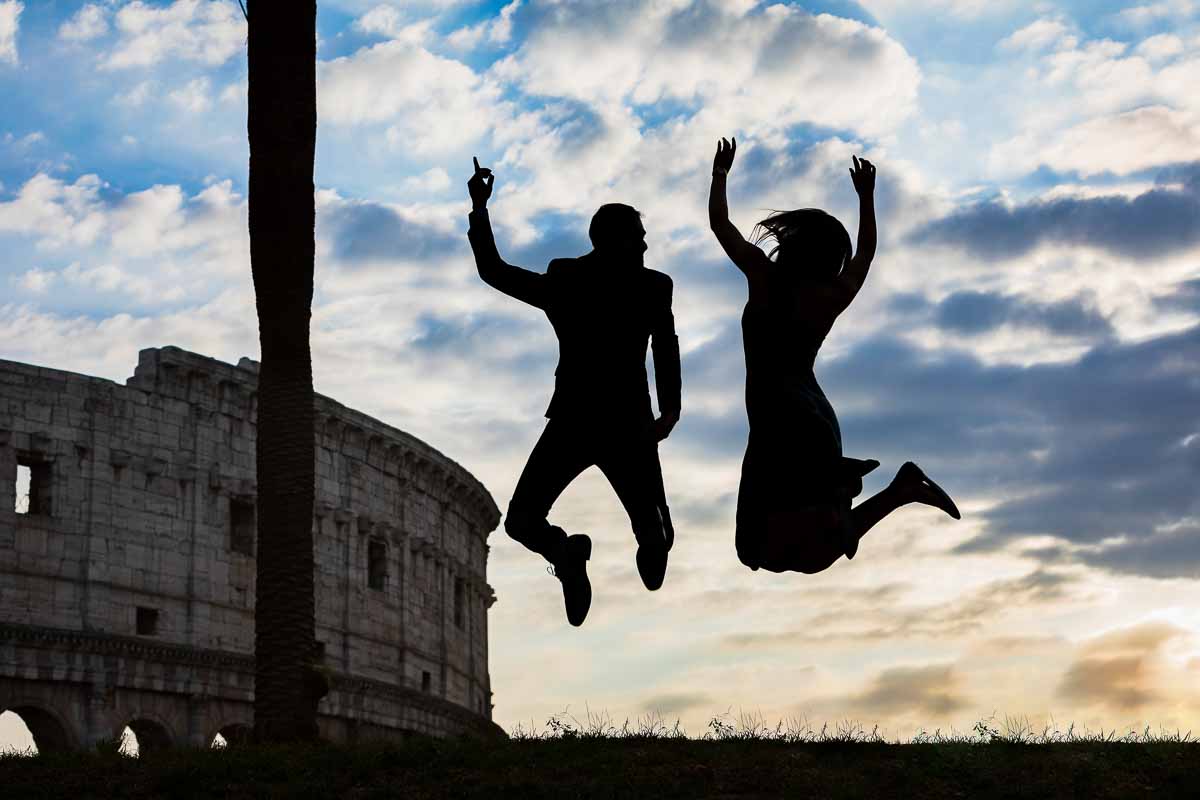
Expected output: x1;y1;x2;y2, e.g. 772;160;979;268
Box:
210;722;251;748
115;714;174;755
1;703;75;753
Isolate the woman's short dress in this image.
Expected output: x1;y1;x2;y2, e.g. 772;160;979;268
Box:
735;302;858;570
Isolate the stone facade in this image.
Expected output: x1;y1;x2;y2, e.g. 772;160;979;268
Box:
0;346;502;751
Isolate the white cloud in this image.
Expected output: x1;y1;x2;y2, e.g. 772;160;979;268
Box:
0;172;249;307
991;105;1200;178
1117;0;1197;27
103;0;245;70
982;26;1200;179
60;4;109;42
218;81;245;106
17;267;54;292
0;0;22;66
858;0;1021;20
447;0;522;50
492;3;919;139
2;130;43;149
319;40;509;157
1136;33;1186;61
400;167;452;193
168;76;212;113
115;80;154;108
354;5;432;43
998;19;1071;52
0;173;108;247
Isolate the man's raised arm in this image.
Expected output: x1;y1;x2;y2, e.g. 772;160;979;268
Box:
467;157;547;308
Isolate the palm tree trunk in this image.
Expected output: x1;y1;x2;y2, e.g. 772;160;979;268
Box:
246;1;325;743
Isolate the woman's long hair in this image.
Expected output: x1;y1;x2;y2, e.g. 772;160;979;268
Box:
751;208;851;281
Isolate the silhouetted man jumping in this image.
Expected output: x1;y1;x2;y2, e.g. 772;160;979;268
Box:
467;157;680;627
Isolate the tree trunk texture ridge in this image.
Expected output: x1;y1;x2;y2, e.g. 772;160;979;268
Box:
247;1;323;743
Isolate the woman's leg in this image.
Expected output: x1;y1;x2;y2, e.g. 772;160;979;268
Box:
758;462;960;574
845;461;960;547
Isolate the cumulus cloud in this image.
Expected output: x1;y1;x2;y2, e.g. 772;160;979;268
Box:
448;0;522;49
859;0;1022;19
722;569;1085;649
848;664;968;715
319;195;463;264
0;172;250;309
353;5;432;44
911;162;1200;260
0;173;109;247
1117;0;1198;27
16;267;54;292
0;0;21;65
59;3;109;42
102;0;245;70
998;19;1072;52
669;312;1200;579
993;106;1200;179
930;291;1113;339
1057;622;1194;711
318;40;509;157
640;692;713;715
167;76;212;113
493;1;919;139
984;23;1200;179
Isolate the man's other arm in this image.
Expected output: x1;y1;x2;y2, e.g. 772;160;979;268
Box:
650;274;681;440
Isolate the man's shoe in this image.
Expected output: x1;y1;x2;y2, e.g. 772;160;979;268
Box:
636;540;668;591
549;534;592;626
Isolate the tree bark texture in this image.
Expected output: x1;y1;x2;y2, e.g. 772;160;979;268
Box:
247;1;325;743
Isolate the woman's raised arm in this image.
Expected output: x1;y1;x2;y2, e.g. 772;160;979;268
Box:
708;137;766;277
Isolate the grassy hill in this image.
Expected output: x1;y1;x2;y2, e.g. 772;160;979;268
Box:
2;716;1196;799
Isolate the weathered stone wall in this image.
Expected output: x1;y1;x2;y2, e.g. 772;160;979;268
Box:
0;346;501;749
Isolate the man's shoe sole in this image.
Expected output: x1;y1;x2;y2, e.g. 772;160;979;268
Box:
561;535;592;627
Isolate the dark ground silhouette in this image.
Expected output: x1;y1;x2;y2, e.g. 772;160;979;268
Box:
467;158;679;627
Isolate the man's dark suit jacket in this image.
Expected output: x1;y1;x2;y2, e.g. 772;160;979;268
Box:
468;208;681;425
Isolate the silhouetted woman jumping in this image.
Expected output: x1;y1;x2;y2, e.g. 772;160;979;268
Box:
708;138;960;574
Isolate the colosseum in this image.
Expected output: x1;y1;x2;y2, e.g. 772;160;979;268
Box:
0;346;502;752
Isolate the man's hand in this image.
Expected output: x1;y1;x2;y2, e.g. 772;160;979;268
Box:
713;137;736;175
653;410;680;442
849;155;875;196
468;156;494;210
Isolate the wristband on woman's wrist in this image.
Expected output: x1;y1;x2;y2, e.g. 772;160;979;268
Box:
712;167;727;177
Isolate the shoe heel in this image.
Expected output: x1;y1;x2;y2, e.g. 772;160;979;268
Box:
573;536;592;561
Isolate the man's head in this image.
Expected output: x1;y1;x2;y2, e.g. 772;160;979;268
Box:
589;203;646;265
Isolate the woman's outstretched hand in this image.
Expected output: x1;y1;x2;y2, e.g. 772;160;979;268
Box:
849;155;876;196
468;156;494;210
713;137;736;175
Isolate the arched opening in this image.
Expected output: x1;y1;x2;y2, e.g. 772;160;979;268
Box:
119;718;172;756
0;706;73;754
211;723;251;748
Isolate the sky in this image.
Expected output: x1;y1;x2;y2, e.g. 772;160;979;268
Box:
1;0;1199;749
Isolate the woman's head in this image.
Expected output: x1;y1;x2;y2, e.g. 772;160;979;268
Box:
751;208;851;281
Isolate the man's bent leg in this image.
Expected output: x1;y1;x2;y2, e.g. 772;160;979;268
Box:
505;417;593;562
506;418;597;625
597;424;672;590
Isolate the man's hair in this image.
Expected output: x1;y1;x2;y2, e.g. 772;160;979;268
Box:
589;203;642;250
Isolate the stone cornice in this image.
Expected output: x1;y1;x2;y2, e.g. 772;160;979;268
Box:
0;622;255;670
0;622;501;734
